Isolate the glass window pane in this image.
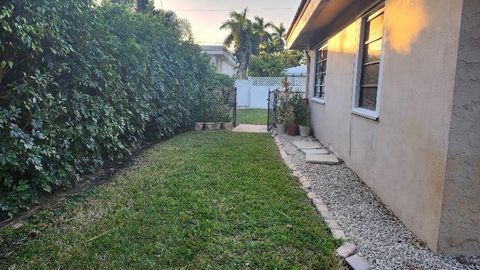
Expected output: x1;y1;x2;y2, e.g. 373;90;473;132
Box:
314;46;328;99
359;87;377;110
365;14;384;42
322;61;327;72
361;64;380;85
364;39;382;63
315;86;321;98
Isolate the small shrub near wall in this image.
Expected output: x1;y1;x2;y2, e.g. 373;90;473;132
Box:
0;0;233;219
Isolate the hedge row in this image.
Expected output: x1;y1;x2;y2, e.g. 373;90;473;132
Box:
0;0;234;219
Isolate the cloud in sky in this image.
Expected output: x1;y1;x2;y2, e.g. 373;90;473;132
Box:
154;0;300;44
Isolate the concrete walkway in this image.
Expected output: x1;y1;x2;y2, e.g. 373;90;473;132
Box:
232;124;268;133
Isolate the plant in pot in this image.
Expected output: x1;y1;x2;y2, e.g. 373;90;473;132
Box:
195;122;205;131
297;104;311;137
205;122;215;130
284;106;298;136
276;78;294;133
221;112;233;130
275;93;287;133
195;114;206;131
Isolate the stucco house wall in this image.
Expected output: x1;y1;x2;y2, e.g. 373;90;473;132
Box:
208;54;236;77
200;45;237;77
439;0;480;256
306;0;468;252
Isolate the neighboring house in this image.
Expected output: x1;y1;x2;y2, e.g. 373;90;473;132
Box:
284;65;307;76
287;0;479;256
200;45;237;77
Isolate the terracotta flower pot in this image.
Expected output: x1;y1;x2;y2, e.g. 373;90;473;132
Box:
195;122;204;131
286;124;299;136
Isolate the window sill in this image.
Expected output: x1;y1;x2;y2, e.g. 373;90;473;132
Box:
352;107;379;121
311;97;325;105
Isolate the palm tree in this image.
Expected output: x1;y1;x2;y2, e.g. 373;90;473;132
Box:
252;16;274;54
270;23;287;51
220;9;255;79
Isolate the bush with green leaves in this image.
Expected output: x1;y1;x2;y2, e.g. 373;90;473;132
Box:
0;0;233;219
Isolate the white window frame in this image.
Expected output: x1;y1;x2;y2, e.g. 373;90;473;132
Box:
352;5;386;120
311;43;328;105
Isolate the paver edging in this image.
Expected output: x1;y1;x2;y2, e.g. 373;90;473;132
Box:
271;132;372;270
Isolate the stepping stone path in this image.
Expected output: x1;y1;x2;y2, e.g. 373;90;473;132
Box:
300;148;329;155
274;135;371;270
292;141;323;149
346;255;371;270
292;140;340;165
306;153;340;165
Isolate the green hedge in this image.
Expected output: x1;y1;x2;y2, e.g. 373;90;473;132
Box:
0;0;234;219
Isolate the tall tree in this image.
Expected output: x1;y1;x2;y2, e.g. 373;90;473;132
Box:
220;9;254;79
252;16;274;54
267;23;287;52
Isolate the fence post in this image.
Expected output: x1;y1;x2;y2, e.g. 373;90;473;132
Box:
267;89;271;130
233;87;237;127
273;89;278;127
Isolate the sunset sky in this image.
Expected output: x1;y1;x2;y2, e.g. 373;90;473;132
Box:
153;0;301;44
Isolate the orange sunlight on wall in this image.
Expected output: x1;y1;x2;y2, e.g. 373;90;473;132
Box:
386;0;429;55
328;20;359;54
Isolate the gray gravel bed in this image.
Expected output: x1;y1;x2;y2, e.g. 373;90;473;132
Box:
276;133;480;270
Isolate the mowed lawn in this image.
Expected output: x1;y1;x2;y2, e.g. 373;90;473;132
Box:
0;131;341;269
236;109;268;125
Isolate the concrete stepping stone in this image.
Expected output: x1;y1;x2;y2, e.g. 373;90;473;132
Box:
346;255;371;270
300;148;329;155
292;141;323;150
306;153;340;165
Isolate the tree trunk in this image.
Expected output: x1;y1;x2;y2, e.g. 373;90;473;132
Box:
136;0;147;12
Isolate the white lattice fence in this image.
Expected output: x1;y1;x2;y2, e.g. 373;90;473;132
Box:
235;76;307;109
249;76;307;89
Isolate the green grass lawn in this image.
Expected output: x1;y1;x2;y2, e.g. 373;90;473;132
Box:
0;131;341;269
236;109;268;125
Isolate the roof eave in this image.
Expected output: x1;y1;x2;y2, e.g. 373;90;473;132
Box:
287;0;381;50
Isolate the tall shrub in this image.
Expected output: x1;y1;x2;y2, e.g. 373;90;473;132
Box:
0;0;233;218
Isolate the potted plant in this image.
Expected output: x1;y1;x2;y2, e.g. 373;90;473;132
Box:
298;106;311;137
213;122;222;130
284;106;298;136
276;106;286;133
276;90;289;133
222;122;233;130
205;122;215;130
195;122;205;131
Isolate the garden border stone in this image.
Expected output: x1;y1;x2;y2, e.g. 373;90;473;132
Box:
271;131;372;269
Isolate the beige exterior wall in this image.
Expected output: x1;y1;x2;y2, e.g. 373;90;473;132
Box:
208;55;236;77
439;0;480;256
307;0;465;252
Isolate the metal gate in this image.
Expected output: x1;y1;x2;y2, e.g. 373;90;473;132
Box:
267;89;306;130
267;89;277;130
